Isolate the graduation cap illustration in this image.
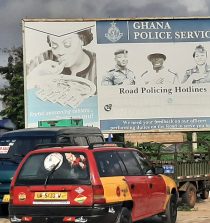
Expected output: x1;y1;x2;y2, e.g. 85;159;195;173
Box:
24;24;94;46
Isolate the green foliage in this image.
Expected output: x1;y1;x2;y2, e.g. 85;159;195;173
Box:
136;142;161;153
197;132;210;142
0;47;24;129
134;140;209;161
135;142;165;160
196;142;209;152
113;133;124;142
177;204;198;211
125;140;135;147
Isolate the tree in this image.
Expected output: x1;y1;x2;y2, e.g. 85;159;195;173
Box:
0;47;24;129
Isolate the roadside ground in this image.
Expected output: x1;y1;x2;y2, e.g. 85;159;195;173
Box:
139;197;210;223
0;198;209;223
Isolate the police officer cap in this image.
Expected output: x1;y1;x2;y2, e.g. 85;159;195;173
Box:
114;49;128;55
147;53;166;61
193;45;207;58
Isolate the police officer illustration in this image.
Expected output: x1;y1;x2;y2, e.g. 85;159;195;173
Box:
182;45;210;84
101;49;136;86
140;53;179;85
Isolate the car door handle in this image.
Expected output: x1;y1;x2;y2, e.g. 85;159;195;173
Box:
122;179;134;189
149;183;153;189
130;184;135;190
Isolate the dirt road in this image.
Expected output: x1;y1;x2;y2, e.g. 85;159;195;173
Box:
176;198;210;223
139;198;210;223
1;198;209;223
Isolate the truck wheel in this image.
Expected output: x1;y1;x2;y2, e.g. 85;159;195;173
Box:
162;194;177;223
182;183;197;208
116;207;132;223
200;189;209;200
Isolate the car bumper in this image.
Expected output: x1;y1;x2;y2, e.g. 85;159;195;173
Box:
9;203;122;223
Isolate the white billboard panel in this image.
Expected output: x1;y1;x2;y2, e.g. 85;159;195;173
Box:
23;17;210;132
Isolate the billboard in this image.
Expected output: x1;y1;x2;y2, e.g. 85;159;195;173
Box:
23;17;210;132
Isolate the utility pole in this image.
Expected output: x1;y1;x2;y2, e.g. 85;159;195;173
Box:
192;132;197;152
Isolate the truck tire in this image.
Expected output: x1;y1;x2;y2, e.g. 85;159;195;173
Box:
162;194;177;223
115;207;132;223
200;189;209;200
181;183;197;208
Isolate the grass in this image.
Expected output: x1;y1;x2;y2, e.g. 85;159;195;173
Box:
177;204;198;211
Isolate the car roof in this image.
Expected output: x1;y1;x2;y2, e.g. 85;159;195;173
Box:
0;127;102;137
25;144;137;156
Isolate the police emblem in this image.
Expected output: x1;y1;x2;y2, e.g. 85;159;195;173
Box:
105;22;123;42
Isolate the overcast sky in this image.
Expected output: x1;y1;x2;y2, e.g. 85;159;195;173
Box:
0;0;209;65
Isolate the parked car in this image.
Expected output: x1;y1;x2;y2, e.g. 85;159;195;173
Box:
9;143;178;223
0;126;104;215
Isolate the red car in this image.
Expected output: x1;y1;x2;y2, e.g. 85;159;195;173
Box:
9;143;178;223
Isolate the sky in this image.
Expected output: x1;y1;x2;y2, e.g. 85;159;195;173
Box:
0;0;210;65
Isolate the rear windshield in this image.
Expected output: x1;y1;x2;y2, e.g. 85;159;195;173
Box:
58;135;104;146
15;152;90;186
0;136;54;160
87;135;104;144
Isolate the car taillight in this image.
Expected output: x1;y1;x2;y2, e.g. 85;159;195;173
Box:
92;185;106;204
21;216;32;222
63;216;76;222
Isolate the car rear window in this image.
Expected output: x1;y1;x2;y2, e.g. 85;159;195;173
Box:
0;136;54;159
15;152;90;186
57;135;104;146
87;135;104;144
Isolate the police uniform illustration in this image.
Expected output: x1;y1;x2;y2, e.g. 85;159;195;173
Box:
182;65;210;84
140;53;179;85
102;66;135;85
101;49;136;86
182;45;210;84
141;68;179;85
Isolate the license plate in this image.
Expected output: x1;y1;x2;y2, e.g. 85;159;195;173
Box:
2;194;10;203
34;192;67;200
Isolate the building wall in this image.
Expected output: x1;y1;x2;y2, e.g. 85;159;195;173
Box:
124;132;187;145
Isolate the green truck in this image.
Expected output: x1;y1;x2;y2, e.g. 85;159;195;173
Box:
139;141;210;208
